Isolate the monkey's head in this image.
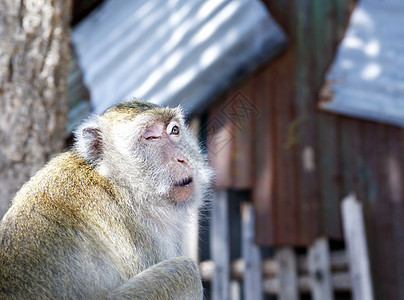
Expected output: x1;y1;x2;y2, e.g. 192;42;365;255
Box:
74;99;212;210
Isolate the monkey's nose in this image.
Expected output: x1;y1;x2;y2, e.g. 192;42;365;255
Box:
177;158;190;168
175;154;189;166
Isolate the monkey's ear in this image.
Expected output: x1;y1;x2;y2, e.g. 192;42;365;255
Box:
74;116;103;165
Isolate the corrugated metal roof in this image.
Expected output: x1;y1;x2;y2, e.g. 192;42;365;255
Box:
319;0;404;127
72;0;286;115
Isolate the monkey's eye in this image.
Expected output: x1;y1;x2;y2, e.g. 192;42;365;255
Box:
171;125;180;135
167;121;181;138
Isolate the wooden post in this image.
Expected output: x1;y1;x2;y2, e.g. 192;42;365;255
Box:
210;189;230;300
276;247;298;300
308;238;334;300
230;281;241;300
341;194;374;300
241;203;263;300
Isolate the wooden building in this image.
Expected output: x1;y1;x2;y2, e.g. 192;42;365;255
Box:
206;1;404;299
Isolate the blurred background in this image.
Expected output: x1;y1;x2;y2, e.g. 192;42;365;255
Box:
1;0;404;299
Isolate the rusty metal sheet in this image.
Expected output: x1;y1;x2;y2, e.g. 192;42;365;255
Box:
272;50;299;245
386;128;404;300
252;68;277;245
207;87;260;190
362;123;397;299
319;0;404;127
206;98;235;189
314;1;344;241
228;86;257;190
294;0;321;245
208;1;404;298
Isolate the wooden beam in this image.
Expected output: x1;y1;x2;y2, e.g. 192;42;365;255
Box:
241;203;263;300
210;189;230;300
276;247;298;300
341;194;374;300
262;272;351;295
308;238;334;300
200;250;348;281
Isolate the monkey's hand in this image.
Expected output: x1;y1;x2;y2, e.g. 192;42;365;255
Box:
105;257;203;300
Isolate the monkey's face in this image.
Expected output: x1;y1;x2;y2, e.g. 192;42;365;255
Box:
75;101;212;208
140;118;195;203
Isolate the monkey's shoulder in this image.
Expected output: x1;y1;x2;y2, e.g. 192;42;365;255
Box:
0;151;129;297
11;151;116;214
0;150;118;242
0;151;124;252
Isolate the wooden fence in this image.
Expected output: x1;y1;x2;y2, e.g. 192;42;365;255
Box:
198;193;374;300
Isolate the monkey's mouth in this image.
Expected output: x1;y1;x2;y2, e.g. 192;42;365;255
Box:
170;176;194;202
174;177;193;187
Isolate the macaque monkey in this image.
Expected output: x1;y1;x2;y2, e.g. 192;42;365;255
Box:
0;100;212;299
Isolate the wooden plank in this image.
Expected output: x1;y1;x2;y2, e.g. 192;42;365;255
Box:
231;258;277;279
206;99;235;189
341;194;374;300
241;203;263;300
312;0;343;240
256;0;355;247
273;50;298;244
230;281;241;300
253;70;277;245
210;189;230;300
294;0;321;245
300;250;348;273
334;0;351;41
202;259;352;293
307;238;334;300
203;249;348;281
262;271;351;295
227;191;242;300
317;113;343;240
228;190;242;261
363;122;397;300
386;127;404;300
275;247;298;300
340;117;366;203
262;277;280;295
230;83;256;190
311;1;335;84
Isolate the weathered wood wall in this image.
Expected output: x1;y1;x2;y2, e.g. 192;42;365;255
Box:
207;1;404;299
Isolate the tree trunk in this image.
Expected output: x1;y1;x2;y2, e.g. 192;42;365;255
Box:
0;0;71;217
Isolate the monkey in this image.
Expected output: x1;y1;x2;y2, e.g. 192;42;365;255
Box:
0;99;213;299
